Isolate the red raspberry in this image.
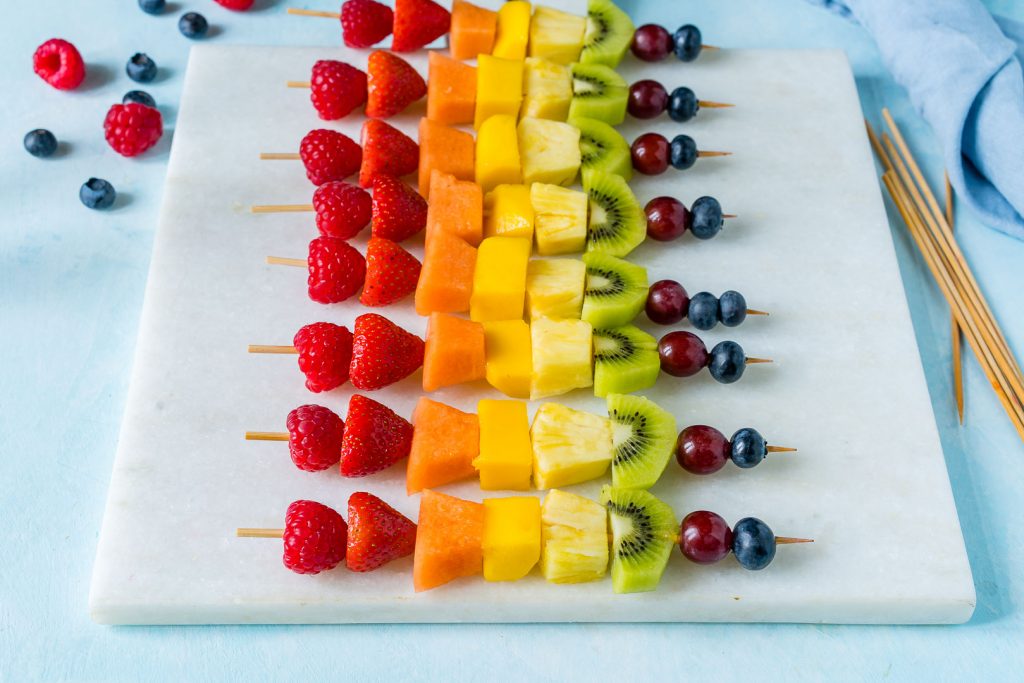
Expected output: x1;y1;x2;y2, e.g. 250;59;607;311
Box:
349;313;424;390
341;0;394;49
282;500;348;575
293;322;353;393
300;129;362;186
313;181;372;239
365;50;426;119
103;103;163;157
371;174;427;241
339;395;414;477
392;0;450;52
310;60;367;121
214;0;255;10
307;236;366;304
285;404;345;472
346;491;417;572
33;38;86;90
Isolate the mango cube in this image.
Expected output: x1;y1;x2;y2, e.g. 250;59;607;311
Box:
473;399;533;490
530;183;588;255
526;258;586;320
471;237;531;322
528;6;586;65
530;317;593;399
482;496;542;581
475;55;524;130
517;117;581;186
522;57;573;121
531;403;613;489
483;320;532;398
492;0;531;60
484;184;534;239
475;115;522;193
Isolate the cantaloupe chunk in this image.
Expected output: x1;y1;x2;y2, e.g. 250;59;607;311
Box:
407;398;481;495
413;489;484;592
449;0;498;61
418;118;476;198
427;52;476;125
423;313;486;392
425;170;483;245
415;228;477;315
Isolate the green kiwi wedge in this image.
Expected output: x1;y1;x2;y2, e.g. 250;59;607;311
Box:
606;393;677;489
573;116;633;182
568;62;629;125
583;170;646;257
579;0;636;68
600;485;678;593
592;326;660;397
581;251;648;327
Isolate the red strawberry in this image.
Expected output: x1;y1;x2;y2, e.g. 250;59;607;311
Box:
349;313;424;390
339;395;414;477
33;38;86;90
310;60;367;120
365;51;426;119
341;0;394;49
293;322;353;393
103;103;163;157
392;0;450;52
313;181;372;239
360;237;421;306
286;404;345;472
307;236;366;304
300;129;362;186
214;0;254;9
371;175;427;241
283;500;348;574
346;491;417;571
359;119;418;188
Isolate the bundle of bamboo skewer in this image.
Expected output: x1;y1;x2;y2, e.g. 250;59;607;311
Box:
866;109;1024;441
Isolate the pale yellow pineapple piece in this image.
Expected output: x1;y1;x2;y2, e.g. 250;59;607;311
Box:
517;117;581;186
529;317;593;399
541;489;609;583
522;57;573;121
525;258;586;320
530;183;588;255
531;402;611;489
529;6;587;65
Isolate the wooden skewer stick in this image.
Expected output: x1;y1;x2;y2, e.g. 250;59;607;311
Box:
766;446;797;453
267;256;307;267
287;81;312;88
698;100;734;109
261;152;301;160
722;213;738;219
287;8;340;18
745;309;769;316
246;432;289;441
745;357;773;365
701;44;720;51
946;172;964;424
237;528;285;538
775;537;814;545
248;344;298;354
696;150;732;158
251;204;314;214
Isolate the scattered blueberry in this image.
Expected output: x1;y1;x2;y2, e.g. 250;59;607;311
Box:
673;24;703;62
690;196;724;240
24;129;58;158
126;53;157;83
687;292;719;331
718;290;747;327
80;178;117;210
179;12;209;39
667;86;699;122
732;517;776;570
708;340;745;384
730;428;766;468
138;0;166;14
669;134;698;170
123;90;156;108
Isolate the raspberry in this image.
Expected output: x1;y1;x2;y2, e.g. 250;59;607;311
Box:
341;0;394;49
307;236;366;304
300;129;362;186
282;500;348;575
33;39;86;91
285;404;345;472
293;322;353;393
313;181;371;239
103;103;163;157
214;0;254;10
310;60;367;121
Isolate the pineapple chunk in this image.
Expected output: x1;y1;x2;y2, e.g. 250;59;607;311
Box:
483;496;542;581
492;0;532;60
476;55;523;130
526;258;586;320
484;184;534;239
522;57;573;121
529;6;587;65
483;319;532;398
530;183;588;255
531;403;613;488
475;115;522;193
530;317;593;399
471;237;531;322
517;117;582;186
474;400;533;490
541;489;609;583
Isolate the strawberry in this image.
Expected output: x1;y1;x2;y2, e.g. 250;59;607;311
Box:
293;322;353;393
358;119;418;188
214;0;255;10
341;0;394;49
300;129;362;186
371;175;427;241
360;237;421;307
307;236;366;304
365;51;426;119
310;60;367;120
346;491;417;571
349;313;424;390
313;181;372;239
339;395;414;477
392;0;450;52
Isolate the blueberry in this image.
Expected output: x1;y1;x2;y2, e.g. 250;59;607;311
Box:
24;129;57;158
126;53;157;83
80;178;116;210
708;340;745;384
690;196;724;240
123;90;156;108
667;86;699;122
732;517;776;570
730;428;766;468
673;24;703;62
669;134;698;170
718;290;747;327
138;0;165;14
179;12;209;39
687;292;719;331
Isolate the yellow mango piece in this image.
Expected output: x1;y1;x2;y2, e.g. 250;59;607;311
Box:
483;320;532;398
475;55;524;130
531;403;612;489
471;237;531;322
492;1;531;60
530;183;588;255
484;184;534;239
528;6;586;65
473;399;532;490
482;496;542;581
529;317;593;399
475;115;522;193
522;57;572;121
525;258;586;320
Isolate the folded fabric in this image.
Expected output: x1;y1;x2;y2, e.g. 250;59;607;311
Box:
808;0;1024;240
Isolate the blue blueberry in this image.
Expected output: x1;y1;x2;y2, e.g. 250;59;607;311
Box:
179;12;209;39
24;129;57;158
126;53;157;83
123;90;156;108
673;24;703;62
730;428;766;468
690;196;724;240
138;0;165;14
687;292;719;331
80;178;116;210
718;290;747;327
667;86;699;122
708;340;745;384
732;517;776;570
669;134;698;170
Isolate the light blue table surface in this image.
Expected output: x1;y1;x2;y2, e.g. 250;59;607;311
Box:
2;1;1023;680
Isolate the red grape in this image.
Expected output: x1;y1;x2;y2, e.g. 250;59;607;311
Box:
676;425;729;474
680;510;733;564
627;80;668;119
657;331;708;377
645;196;690;241
631;133;670;175
646;280;689;325
631;24;673;62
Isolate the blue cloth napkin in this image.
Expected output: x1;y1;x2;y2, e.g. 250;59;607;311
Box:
809;0;1024;240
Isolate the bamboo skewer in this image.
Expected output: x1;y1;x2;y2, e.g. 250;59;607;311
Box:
237;528;285;538
260;152;301;160
266;256;307;268
287;8;340;18
946;173;964;423
251;204;313;213
248;344;298;354
245;432;290;441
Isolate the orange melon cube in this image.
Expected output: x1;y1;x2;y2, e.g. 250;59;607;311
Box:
425;170;483;245
423;313;486;392
418;118;475;198
449;1;497;61
415;228;477;315
427;51;476;126
407;398;481;495
413;489;485;592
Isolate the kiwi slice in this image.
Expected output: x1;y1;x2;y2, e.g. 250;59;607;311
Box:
600;485;678;593
568;63;629;125
581;252;648;328
579;0;636;68
583;171;646;257
573;117;633;183
592;325;660;397
607;393;677;489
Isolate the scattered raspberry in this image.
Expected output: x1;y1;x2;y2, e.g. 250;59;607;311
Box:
349;313;424;390
310;60;367;121
307;236;366;304
341;0;394;49
300;129;362;186
360;237;420;307
392;0;450;52
214;0;255;10
339;395;414;477
285;404;345;472
346;491;417;571
293;322;353;393
103;103;163;157
365;51;426;119
371;175;427;241
283;500;348;575
358;119;418;188
313;181;372;239
33;38;86;90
